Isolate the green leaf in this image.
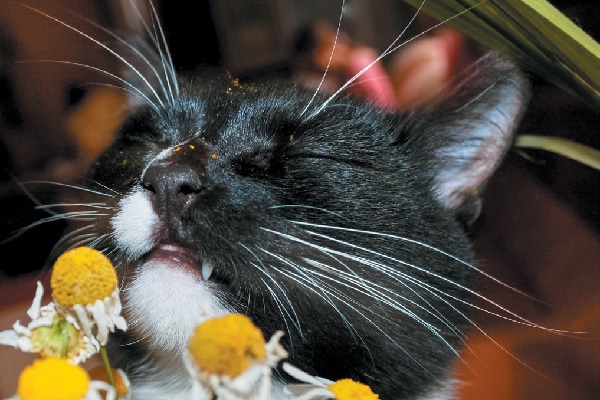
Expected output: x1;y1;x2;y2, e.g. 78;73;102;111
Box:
516;135;600;170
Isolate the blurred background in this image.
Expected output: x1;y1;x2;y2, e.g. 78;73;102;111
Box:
0;0;598;398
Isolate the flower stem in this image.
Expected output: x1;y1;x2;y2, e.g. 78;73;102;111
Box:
59;319;69;358
100;345;115;387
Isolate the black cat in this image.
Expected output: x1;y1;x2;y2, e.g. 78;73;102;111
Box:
72;43;530;399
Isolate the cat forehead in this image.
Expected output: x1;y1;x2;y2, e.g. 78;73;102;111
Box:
141;83;375;146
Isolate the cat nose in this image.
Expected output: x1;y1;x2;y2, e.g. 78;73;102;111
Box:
141;163;205;205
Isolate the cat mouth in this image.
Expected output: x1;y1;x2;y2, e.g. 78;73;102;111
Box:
144;243;214;281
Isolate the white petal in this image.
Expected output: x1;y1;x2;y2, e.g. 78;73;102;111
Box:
72;304;94;338
26;281;45;319
282;363;326;386
12;321;30;335
89;300;110;345
113;314;128;331
286;385;334;400
28;316;55;330
15;336;34;352
230;363;264;393
0;330;19;346
38;302;58;317
87;380;116;400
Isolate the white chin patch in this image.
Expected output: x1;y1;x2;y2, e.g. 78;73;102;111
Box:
124;260;229;355
111;188;159;259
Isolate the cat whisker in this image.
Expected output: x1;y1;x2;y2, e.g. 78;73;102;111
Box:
62;1;178;106
21;181;117;198
259;228;458;375
321;253;468;338
86;234;111;251
309;0;487;118
302;257;462;352
263;226;570;379
140;0;180;103
301;227;581;335
17;59;160;112
20;4;165;110
1;211;107;244
47;224;96;258
261;251;376;358
299;0;347;116
269;204;349;221
259;246;361;337
307;0;426;119
289;220;541;302
276;255;441;376
80;178;122;196
40;226;100;280
238;242;304;340
35;203;113;211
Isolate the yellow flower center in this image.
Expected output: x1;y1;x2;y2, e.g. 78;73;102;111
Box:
29;317;85;359
17;358;89;400
328;379;380;400
188;313;267;377
50;247;117;306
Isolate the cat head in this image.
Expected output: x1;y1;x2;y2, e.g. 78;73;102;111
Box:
85;52;528;398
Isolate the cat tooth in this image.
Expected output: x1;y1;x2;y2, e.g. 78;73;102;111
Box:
202;262;214;281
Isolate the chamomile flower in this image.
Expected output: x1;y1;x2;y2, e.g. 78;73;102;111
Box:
6;358;116;400
283;363;380;400
0;282;97;363
50;247;127;346
184;313;288;400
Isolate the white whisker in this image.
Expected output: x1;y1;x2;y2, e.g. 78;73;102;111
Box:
259;247;362;339
35;203;112;210
300;0;347;116
20;4;165;109
47;225;97;262
309;0;487;118
144;0;180;101
238;242;304;339
269;204;348;220
1;211;106;244
289;220;540;301
21;181;116;197
18;59;160;111
300;227;578;334
81;178;121;195
259;229;457;374
302;257;459;347
65;5;176;106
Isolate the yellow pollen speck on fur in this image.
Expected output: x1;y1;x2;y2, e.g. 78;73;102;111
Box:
50;247;117;306
188;313;266;377
17;358;89;400
328;379;380;400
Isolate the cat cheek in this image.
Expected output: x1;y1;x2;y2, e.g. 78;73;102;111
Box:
110;188;159;259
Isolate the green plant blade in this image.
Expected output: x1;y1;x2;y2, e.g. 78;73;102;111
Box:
516;135;600;170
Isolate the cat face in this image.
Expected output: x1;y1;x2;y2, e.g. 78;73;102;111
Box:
82;54;528;399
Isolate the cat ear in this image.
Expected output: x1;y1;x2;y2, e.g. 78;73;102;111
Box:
415;52;529;223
